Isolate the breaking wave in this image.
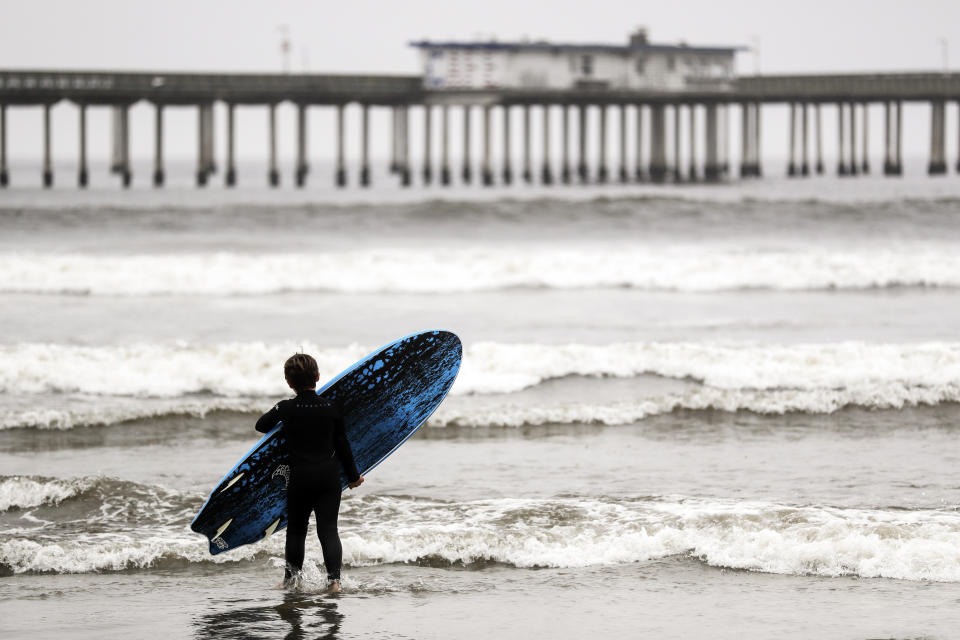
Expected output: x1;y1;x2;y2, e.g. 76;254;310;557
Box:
4;340;960;429
2;246;960;295
3;486;960;582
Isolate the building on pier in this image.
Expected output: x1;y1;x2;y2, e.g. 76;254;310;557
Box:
411;29;741;91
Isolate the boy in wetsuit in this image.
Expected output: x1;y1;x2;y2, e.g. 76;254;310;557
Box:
256;353;364;592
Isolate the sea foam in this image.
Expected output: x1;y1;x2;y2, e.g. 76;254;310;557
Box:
4;492;960;582
2;245;960;295
4;341;960;429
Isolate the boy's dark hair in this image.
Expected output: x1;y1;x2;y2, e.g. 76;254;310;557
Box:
284;353;319;391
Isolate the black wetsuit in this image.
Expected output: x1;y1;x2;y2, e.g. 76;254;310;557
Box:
256;390;360;582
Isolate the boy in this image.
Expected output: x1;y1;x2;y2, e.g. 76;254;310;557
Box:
256;353;364;592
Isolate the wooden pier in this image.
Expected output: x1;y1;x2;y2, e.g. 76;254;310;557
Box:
2;69;960;188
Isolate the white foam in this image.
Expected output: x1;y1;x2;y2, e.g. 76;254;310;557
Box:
4;341;960;429
0;397;265;430
2;245;960;295
338;496;960;581
0;532;281;574
430;384;960;427
0;476;95;511
5;340;960;396
6;495;960;581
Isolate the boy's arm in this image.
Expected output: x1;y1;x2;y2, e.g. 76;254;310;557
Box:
333;411;360;483
255;403;282;434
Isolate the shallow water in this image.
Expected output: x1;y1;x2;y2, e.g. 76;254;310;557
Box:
3;168;960;638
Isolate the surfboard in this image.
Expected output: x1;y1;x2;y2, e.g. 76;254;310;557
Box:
190;330;462;555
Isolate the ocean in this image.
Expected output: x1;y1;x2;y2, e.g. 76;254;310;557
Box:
2;161;960;639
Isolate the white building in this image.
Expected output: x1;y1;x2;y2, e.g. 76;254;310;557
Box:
410;29;742;92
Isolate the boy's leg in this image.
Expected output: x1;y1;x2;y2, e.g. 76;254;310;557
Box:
313;487;343;582
284;481;313;581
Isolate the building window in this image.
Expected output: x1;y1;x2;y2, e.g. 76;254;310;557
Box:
581;55;593;76
666;55;675;71
635;56;645;74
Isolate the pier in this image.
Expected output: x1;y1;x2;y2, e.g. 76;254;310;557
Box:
1;69;960;188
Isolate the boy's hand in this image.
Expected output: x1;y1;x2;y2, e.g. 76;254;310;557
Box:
348;475;364;489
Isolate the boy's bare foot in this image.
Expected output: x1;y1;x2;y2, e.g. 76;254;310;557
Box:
324;580;342;594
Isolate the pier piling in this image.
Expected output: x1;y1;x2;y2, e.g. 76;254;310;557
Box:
704;103;720;181
849;103;858;176
392;107;399;178
649;104;666;182
739;103;749;177
688;105;697;181
0;104;7;187
617;104;627;183
196;106;207;186
801;103;809;176
422;105;432;185
672;104;681;182
113;105;132;187
561;105;571;184
861;103;869;174
837;103;847;176
482;105;493;186
268;104;279;187
439;105;449;186
296;104;308;188
598;105;609;183
883;102;893;175
787;103;797;176
153;104;165;187
522;105;532;184
635;104;644;181
578;105;588;183
754;102;763;176
720;104;730;178
928;100;947;175
502;106;512;185
361;104;371;187
462;105;472;184
400;105;411;186
78;104;88;188
42;104;53;188
542;105;553;184
815;104;824;174
895;101;903;175
336;104;347;187
225;104;235;187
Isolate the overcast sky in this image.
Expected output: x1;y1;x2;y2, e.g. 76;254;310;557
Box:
3;0;958;75
2;0;959;170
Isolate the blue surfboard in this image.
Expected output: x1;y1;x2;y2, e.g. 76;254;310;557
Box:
190;330;462;555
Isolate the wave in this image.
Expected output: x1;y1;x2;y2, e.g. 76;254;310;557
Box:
4;341;960;429
0;475;197;526
429;385;960;428
0;397;265;430
0;476;97;511
6;384;960;431
2;246;960;295
5;340;960;396
4;490;960;582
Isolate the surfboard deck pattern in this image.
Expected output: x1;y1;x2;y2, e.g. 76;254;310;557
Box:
190;330;462;555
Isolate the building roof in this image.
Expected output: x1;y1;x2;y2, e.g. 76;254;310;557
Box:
409;40;745;55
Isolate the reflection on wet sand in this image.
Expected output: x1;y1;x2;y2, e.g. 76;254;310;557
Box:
194;593;343;640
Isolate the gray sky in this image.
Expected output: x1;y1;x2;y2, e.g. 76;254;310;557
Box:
2;0;959;168
3;0;958;74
